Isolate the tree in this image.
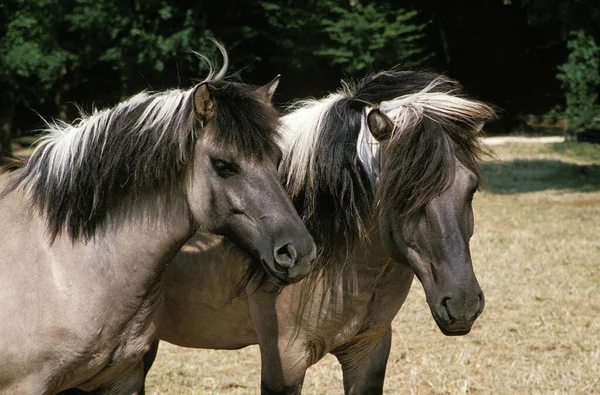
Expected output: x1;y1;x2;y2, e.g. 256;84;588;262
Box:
62;0;214;100
557;30;600;140
0;0;217;151
0;0;69;154
251;0;428;99
315;2;427;74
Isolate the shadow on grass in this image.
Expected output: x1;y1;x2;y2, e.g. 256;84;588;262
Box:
481;159;600;194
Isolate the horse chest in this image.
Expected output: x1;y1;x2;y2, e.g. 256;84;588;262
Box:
108;282;164;363
64;282;164;392
328;263;413;342
304;285;380;349
364;264;415;325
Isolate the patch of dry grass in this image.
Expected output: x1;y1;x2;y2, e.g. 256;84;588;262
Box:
146;142;600;394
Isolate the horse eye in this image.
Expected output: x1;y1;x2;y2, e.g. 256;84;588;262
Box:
211;158;238;178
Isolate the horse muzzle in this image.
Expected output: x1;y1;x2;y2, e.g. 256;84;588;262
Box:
430;290;485;336
266;240;316;284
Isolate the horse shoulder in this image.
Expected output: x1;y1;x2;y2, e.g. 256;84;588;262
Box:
363;261;414;327
0;185;64;380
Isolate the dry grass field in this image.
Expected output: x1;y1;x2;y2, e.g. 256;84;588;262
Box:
146;142;600;394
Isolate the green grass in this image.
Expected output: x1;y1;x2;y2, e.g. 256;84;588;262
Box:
482;142;600;194
489;142;600;164
481;159;600;194
550;142;600;163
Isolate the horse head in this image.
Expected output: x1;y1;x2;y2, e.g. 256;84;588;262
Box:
367;86;494;335
186;75;316;285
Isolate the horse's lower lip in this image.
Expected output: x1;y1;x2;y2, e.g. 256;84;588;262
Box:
432;313;473;336
439;326;471;336
260;259;290;286
434;319;473;336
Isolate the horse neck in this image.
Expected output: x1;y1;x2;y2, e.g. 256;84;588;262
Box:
51;191;194;297
354;221;390;268
314;218;389;283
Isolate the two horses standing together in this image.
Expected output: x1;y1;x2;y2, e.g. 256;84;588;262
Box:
0;47;494;394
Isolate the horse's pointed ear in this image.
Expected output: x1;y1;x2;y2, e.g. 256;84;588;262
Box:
367;108;394;141
255;75;280;104
193;82;214;121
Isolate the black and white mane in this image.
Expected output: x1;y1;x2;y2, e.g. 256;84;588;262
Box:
279;71;494;267
3;54;281;242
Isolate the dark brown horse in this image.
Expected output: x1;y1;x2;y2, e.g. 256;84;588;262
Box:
0;48;315;394
145;71;495;394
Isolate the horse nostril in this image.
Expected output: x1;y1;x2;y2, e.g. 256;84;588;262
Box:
274;243;297;269
477;292;485;316
440;297;454;322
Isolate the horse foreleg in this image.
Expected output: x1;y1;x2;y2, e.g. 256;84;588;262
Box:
332;327;392;395
97;361;146;395
249;289;309;394
140;339;160;395
60;361;146;395
257;338;308;395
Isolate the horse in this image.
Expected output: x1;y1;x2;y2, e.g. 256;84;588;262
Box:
0;47;316;394
143;71;495;394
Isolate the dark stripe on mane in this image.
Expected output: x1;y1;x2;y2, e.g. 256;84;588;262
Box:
3;79;280;242
285;71;456;262
282;97;374;263
354;70;459;102
209;81;281;161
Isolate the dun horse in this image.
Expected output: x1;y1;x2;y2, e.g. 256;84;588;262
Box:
142;71;495;393
0;49;315;394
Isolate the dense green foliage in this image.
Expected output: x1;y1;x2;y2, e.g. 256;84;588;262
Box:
314;2;426;72
557;30;600;140
0;0;215;153
1;0;600;154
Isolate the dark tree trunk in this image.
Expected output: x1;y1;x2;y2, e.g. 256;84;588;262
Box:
0;103;15;156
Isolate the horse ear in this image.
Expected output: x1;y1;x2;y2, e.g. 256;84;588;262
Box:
255;75;280;104
367;108;394;141
193;82;214;121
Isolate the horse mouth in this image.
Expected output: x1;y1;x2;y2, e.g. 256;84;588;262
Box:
438;325;472;337
432;314;474;337
260;259;290;286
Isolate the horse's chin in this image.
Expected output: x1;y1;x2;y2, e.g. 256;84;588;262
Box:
431;313;474;337
437;325;472;337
